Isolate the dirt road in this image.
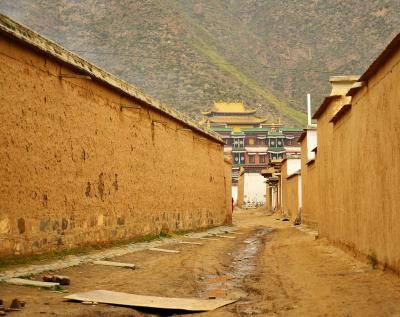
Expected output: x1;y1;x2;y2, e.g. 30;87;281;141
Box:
1;210;400;316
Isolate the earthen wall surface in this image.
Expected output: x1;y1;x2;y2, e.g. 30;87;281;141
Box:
224;159;232;223
237;171;244;208
265;186;271;212
314;48;400;272
300;139;319;229
286;175;300;221
281;162;300;220
0;34;228;257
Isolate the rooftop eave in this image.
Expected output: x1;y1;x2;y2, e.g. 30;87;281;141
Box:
211;109;257;114
208;116;268;124
312;95;341;120
359;32;400;82
270;159;284;169
298;131;307;143
306;159;315;166
329;75;361;82
346;82;365;97
286;170;301;180
329;103;352;124
261;167;275;176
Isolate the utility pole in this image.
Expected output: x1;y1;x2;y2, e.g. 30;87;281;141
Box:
307;93;312;127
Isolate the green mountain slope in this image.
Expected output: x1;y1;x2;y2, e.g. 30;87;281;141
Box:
0;0;399;126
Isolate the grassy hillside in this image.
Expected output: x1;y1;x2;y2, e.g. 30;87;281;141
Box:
0;0;399;126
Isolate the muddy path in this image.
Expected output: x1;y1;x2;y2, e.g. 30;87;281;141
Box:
1;210;400;317
0;218;271;317
197;227;271;299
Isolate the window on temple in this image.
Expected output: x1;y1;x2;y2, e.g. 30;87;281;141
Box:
249;155;255;164
248;138;255;145
234;153;240;164
270;140;276;146
259;155;265;163
277;139;282;146
240;153;245;164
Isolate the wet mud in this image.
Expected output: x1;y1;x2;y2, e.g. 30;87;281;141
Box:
198;227;272;301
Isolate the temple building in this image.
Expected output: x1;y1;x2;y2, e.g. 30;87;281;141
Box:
201;101;303;206
201;102;268;131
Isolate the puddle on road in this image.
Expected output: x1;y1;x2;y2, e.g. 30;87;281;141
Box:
198;227;273;300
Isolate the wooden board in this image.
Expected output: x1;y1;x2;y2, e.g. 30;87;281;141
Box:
65;290;236;311
178;241;204;245
215;235;236;239
148;247;180;253
92;260;135;269
6;278;59;288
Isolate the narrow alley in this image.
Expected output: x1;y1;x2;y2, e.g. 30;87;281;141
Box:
1;209;399;317
1;10;400;317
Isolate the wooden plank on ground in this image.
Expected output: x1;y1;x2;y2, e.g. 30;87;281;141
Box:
65;290;236;311
92;260;135;269
198;237;219;241
148;247;180;253
6;278;59;288
178;241;204;245
215;235;236;239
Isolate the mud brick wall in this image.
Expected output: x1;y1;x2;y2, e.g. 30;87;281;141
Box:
0;33;229;257
302;44;400;273
299;139;319;229
280;164;300;221
237;171;244;208
224;159;232;224
285;175;300;221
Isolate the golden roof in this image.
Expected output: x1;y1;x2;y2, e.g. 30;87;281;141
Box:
208;116;268;124
202;102;256;115
214;102;248;112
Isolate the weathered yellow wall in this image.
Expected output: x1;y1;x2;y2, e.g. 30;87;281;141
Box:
0;33;228;257
237;171;244;208
224;159;232;223
281;162;300;220
280;162;289;215
300;139;319;229
315;97;342;236
313;48;400;272
265;186;271;212
287;175;300;221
